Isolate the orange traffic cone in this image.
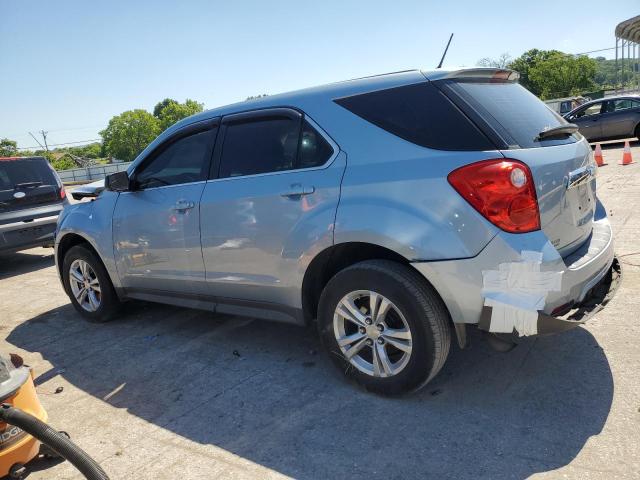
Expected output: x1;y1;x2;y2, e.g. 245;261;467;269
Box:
621;140;633;165
594;143;605;166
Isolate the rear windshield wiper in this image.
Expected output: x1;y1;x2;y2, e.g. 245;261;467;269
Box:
14;181;42;189
535;123;579;141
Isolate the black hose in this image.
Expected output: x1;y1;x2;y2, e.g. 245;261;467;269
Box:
0;403;109;480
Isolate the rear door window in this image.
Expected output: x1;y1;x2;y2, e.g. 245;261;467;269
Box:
608;99;640;112
441;80;580;148
334;82;495;151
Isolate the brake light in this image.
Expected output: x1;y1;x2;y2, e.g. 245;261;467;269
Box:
60;187;66;200
447;159;540;233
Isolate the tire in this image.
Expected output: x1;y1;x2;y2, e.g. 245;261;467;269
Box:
62;244;120;322
635;123;640;141
318;260;451;395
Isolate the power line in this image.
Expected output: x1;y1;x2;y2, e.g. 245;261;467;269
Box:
16;138;101;150
574;47;617;55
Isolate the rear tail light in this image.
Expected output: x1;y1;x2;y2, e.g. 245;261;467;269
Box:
60;187;66;200
447;159;540;233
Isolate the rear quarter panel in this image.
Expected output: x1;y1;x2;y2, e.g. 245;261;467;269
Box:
313;99;501;260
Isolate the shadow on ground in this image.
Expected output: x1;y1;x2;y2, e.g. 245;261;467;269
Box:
0;250;54;280
7;302;613;479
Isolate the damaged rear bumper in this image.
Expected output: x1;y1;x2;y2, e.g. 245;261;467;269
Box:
477;257;621;336
411;205;617;338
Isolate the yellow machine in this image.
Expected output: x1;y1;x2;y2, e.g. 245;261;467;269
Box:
0;354;46;478
0;354;108;479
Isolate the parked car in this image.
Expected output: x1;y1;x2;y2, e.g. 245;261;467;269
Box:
564;95;640;141
1;156;68;253
55;68;618;394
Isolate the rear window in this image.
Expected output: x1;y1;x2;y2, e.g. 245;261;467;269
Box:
334;82;495;151
0;157;57;190
441;80;578;149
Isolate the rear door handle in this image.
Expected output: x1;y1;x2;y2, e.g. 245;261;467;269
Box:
173;199;195;212
281;184;315;198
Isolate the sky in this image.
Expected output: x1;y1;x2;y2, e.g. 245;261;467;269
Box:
1;0;638;150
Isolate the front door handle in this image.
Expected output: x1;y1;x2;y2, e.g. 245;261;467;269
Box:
173;200;195;212
281;184;315;198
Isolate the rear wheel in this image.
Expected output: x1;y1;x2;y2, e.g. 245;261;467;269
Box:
635;123;640;141
318;260;450;395
62;245;119;322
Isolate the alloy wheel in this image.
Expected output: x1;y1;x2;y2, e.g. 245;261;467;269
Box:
333;290;412;378
69;259;101;312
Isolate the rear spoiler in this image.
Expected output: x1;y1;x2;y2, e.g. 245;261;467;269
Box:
422;67;519;82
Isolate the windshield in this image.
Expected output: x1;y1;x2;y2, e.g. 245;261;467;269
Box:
442;80;579;149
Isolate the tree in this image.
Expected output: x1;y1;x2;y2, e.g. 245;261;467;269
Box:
153;98;178;118
508;49;563;95
100;109;160;162
528;53;597;99
0;138;18;157
477;53;512;68
157;99;204;131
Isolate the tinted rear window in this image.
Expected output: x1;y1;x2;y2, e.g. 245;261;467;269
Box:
0;157;57;190
442;81;578;149
334;82;495;151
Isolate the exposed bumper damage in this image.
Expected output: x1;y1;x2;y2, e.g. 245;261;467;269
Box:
478;257;621;337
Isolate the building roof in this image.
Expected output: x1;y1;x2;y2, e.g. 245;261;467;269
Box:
615;15;640;43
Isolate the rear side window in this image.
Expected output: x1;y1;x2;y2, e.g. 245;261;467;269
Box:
220;117;299;177
442;80;578;148
0;157;57;189
218;116;334;178
299;119;334;168
334;82;494;151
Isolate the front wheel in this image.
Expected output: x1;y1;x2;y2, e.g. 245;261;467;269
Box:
318;260;451;395
62;245;120;322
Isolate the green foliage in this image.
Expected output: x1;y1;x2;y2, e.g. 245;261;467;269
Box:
51;155;77;170
508;49;563;94
593;56;636;89
153;98;178;118
528;54;597;99
157;99;204;131
55;142;102;159
100;109;161;162
0;138;18;157
508;49;597;99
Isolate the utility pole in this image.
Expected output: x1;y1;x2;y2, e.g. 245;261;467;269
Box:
28;132;45;151
40;130;49;151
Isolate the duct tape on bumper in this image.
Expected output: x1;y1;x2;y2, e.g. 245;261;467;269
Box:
478;257;621;336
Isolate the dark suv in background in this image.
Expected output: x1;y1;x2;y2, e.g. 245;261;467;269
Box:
0;156;68;253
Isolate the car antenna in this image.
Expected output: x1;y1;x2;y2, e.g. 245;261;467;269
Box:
436;33;454;69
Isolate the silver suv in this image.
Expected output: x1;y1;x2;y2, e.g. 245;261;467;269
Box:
55;68;619;395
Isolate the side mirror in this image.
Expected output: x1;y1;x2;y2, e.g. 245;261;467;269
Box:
105;171;131;192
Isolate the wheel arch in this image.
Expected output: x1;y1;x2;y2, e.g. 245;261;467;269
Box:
56;233;116;296
301;241;461;345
